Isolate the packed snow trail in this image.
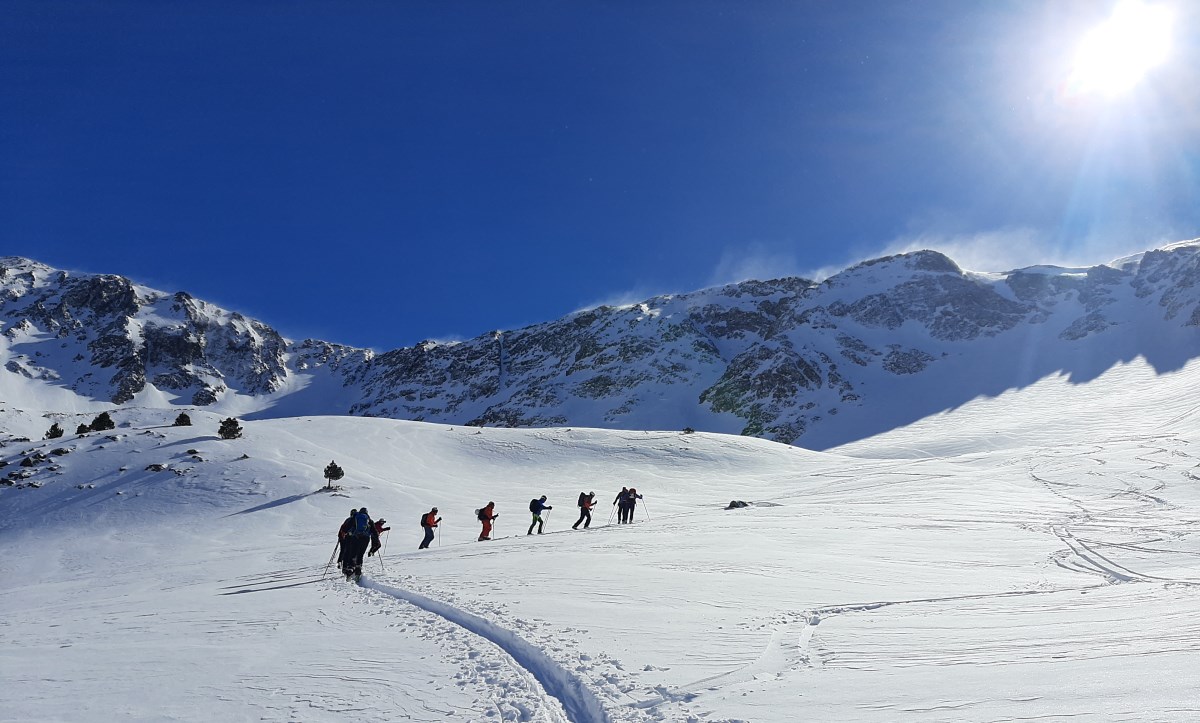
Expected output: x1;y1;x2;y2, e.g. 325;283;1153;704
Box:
361;577;612;723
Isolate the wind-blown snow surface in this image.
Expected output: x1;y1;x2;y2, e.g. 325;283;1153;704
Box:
4;358;1200;721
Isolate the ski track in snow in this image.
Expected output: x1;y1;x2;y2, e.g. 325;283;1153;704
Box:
645;432;1200;705
774;435;1200;685
361;577;612;723
1029;436;1200;586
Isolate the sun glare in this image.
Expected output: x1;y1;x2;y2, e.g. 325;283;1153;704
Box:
1069;1;1172;97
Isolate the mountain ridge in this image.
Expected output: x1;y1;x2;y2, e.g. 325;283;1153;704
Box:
1;241;1198;448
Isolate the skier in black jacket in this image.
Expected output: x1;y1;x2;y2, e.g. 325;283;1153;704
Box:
624;488;644;523
573;492;596;529
336;508;358;569
614;488;631;523
615;487;642;523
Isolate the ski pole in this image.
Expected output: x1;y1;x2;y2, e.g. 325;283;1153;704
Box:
377;531;388;573
438;523;442;547
608;504;617;524
321;540;340;580
642;500;651;522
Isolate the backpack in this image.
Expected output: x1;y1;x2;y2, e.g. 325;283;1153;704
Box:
352;511;371;538
419;513;428;527
529;498;539;513
476;508;486;521
578;492;587;508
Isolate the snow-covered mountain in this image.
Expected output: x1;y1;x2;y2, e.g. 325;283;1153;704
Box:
2;240;1198;448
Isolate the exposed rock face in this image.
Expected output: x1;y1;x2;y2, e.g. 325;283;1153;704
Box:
1;241;1199;447
0;259;291;406
823;252;1028;340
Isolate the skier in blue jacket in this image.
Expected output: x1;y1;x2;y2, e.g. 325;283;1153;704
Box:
340;508;380;580
527;495;553;535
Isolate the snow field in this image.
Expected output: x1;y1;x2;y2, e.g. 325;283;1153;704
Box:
3;365;1200;721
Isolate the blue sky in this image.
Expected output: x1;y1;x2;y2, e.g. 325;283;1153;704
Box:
3;1;1198;349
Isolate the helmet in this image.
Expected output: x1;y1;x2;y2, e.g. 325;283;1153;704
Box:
359;507;368;515
589;491;594;496
488;501;495;506
350;508;358;516
540;495;547;500
432;507;439;512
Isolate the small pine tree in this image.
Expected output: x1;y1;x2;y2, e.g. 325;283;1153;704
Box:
218;417;243;440
323;460;345;489
76;423;91;435
173;413;192;427
90;412;116;431
44;423;64;440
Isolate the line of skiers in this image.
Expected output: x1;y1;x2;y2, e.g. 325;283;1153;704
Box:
335;488;647;572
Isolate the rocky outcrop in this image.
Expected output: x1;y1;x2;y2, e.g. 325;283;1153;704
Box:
0;258;291;405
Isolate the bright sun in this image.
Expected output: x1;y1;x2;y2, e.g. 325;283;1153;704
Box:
1069;1;1172;97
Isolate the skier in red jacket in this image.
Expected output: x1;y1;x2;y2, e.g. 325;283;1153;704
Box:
369;518;390;556
477;502;498;541
419;508;441;549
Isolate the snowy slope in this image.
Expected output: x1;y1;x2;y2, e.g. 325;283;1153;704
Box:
4;351;1200;721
